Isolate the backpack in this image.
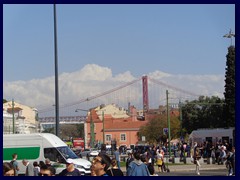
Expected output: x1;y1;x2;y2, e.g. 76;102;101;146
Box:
10;160;15;165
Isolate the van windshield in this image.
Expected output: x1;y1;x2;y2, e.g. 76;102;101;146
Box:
57;146;78;159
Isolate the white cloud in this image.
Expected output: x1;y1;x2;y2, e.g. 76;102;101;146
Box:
3;64;225;115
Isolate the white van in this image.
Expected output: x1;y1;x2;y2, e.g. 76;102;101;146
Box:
3;133;91;175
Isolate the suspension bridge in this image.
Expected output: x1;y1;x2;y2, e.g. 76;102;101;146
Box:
38;75;202;126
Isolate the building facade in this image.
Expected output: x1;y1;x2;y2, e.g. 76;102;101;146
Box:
3;101;39;134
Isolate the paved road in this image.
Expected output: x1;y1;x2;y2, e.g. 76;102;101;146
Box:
121;163;229;176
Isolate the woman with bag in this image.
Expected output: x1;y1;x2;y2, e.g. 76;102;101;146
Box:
156;149;164;172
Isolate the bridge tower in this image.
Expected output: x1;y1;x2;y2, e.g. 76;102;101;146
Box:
142;75;149;112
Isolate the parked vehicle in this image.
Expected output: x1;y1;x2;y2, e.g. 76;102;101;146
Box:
126;148;133;154
79;149;90;157
189;127;235;146
89;148;100;157
3;133;91;175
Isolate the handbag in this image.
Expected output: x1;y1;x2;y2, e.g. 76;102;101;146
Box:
157;159;163;165
110;168;114;176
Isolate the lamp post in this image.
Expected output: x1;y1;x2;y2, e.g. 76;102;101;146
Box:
102;111;105;144
179;100;183;142
223;29;235;46
53;4;60;137
166;90;171;162
12;99;15;134
90;109;95;148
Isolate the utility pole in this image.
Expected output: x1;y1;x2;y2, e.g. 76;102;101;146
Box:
102;111;105;144
90;110;95;148
166;90;171;160
179;100;183;142
12;99;15;134
53;4;60;137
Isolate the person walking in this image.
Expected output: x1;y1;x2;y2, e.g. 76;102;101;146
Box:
193;142;201;175
126;152;134;172
22;159;34;176
106;158;124;176
11;153;19;176
58;158;81;176
33;161;40;176
156;149;164;172
127;151;150;176
113;147;121;169
45;158;56;175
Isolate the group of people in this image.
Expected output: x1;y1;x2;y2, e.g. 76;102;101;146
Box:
90;151;156;176
191;141;235;176
3;153;56;176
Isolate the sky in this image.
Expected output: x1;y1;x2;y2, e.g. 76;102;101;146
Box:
3;4;235;113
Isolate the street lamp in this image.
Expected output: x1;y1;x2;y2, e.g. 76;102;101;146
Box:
12;99;15;134
223;29;235;46
102;111;105;144
166;90;171;163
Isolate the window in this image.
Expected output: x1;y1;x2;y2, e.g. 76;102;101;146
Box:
106;134;112;142
120;133;126;141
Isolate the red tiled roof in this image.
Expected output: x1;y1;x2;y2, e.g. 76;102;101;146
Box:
104;120;148;131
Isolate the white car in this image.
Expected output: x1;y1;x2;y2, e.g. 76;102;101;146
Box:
126;148;133;154
89;148;100;156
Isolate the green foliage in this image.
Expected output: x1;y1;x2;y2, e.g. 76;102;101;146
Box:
224;46;235;127
182;96;225;134
138;115;180;145
3;99;7;104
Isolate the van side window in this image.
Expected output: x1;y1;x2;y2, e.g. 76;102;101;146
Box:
44;148;62;162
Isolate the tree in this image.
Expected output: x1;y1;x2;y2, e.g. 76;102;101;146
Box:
138;115;180;145
224;45;235;127
3;99;7;104
182;96;225;134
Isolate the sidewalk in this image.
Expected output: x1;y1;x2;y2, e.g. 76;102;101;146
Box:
162;163;227;172
120;163;227;173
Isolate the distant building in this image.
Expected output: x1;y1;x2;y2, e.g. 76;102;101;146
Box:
85;104;180;148
3;101;39;134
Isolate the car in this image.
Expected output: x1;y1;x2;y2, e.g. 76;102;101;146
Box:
79;149;91;157
126;148;133;154
89;148;100;157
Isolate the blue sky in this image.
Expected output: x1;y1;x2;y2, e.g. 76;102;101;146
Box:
3;4;235;111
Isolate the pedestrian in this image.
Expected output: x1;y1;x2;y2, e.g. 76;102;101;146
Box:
22;159;34;176
226;146;235;176
106;158;124;176
45;158;56;174
33;161;40;176
113;147;121;169
58;158;81;176
91;153;111;176
193;142;201;175
156;149;164;172
141;155;158;176
39;161;45;168
99;144;107;155
10;153;19;176
126;152;134;172
3;162;16;176
39;164;56;176
127;151;150;176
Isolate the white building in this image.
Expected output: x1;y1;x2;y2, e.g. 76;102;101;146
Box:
3;101;39;134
